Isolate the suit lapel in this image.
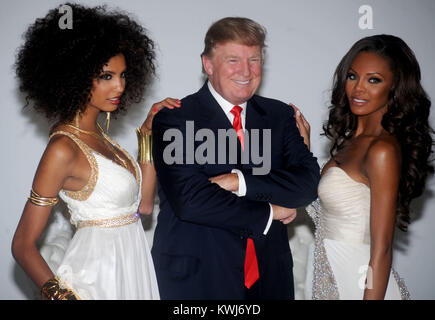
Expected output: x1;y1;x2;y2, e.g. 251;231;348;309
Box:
245;97;268;131
194;84;270;169
196;83;269;131
196;82;233;131
194;83;240;170
243;97;269;169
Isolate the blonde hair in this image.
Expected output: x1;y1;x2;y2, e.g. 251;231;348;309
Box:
201;17;267;57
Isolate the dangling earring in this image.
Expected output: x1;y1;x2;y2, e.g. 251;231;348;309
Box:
74;111;80;135
106;112;111;133
75;111;80;128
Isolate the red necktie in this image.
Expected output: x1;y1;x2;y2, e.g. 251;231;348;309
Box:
230;105;259;289
230;105;245;151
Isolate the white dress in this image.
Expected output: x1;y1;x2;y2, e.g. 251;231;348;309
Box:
305;166;409;300
50;131;160;300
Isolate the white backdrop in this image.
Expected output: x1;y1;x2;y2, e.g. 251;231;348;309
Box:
1;0;434;299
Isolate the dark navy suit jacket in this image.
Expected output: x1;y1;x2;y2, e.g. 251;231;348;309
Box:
151;82;320;299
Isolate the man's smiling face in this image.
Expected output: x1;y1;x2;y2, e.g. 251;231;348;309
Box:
202;41;262;105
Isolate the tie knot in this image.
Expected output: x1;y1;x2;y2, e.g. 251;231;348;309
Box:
231;105;243;116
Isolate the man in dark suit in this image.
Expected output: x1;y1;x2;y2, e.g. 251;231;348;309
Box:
151;17;320;299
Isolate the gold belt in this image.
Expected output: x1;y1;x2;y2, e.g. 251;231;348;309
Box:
76;213;139;230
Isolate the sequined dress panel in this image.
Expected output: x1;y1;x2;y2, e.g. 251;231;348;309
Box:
51;131;160;300
306;166;409;300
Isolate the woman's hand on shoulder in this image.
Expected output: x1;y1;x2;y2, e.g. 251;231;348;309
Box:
289;103;311;150
141;97;181;134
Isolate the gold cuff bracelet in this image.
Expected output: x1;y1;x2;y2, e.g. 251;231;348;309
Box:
41;277;80;300
136;127;152;164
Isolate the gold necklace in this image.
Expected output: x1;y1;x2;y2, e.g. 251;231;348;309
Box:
65;123;128;169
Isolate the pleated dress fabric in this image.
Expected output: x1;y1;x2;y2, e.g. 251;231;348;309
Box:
51;131;160;300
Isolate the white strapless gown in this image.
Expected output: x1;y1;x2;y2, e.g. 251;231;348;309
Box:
50;131;160;300
305;167;409;300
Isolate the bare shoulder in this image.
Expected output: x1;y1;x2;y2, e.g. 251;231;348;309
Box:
31;133;82;193
365;134;401;174
42;134;79;168
367;134;400;160
321;158;338;175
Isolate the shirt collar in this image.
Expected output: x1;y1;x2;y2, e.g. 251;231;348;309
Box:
207;81;247;115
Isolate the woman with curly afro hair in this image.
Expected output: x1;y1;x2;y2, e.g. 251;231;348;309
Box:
295;35;433;299
12;3;179;299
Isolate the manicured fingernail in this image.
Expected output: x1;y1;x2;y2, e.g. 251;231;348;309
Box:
296;110;301;117
154;107;158;112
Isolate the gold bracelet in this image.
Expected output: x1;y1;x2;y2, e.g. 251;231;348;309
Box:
28;189;59;207
136;127;153;164
41;277;80;300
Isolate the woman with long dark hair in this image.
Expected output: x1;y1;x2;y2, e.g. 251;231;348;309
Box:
297;34;433;299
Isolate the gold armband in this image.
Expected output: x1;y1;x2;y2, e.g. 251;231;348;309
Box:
28;189;59;207
41;277;80;300
136;127;152;164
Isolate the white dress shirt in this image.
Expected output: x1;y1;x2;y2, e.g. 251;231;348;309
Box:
207;82;273;235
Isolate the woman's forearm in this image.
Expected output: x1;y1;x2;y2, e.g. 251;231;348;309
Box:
363;249;393;300
12;239;54;288
138;163;156;214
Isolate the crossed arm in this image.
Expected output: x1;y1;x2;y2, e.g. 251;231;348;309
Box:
152;111;272;237
209;105;319;224
152;104;319;235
